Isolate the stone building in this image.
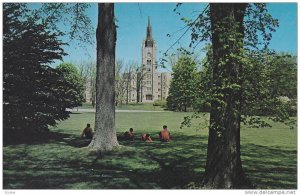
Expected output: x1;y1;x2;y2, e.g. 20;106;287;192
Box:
128;17;172;103
84;17;172;103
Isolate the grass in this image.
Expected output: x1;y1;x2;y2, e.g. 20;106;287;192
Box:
3;112;297;189
80;102;95;109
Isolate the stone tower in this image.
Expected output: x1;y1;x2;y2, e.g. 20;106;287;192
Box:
141;16;158;102
84;16;172;104
125;16;172;103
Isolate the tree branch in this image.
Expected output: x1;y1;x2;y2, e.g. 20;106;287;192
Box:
164;4;209;55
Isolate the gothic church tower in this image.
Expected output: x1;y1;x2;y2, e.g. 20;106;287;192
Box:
141;16;158;102
84;16;171;103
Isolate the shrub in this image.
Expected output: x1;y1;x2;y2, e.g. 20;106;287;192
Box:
153;100;167;107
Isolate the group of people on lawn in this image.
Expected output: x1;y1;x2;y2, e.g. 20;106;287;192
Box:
123;125;171;142
81;124;171;142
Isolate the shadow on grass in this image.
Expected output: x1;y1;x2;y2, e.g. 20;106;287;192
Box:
3;129;92;148
3;131;297;189
3;131;208;189
114;134;208;189
4;130;70;146
241;144;297;189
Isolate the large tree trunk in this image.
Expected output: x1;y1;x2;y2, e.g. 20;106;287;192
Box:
89;3;119;151
202;3;249;188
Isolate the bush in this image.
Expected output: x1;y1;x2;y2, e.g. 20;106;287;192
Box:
153;100;167;107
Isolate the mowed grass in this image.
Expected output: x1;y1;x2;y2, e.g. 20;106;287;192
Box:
3;111;297;189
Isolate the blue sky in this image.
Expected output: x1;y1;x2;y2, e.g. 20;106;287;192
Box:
60;3;297;70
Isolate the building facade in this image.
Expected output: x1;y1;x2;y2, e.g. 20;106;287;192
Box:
84;17;172;103
131;17;171;103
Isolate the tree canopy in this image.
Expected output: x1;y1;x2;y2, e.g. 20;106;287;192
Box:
167;3;295;188
167;54;199;112
3;4;84;141
56;62;85;108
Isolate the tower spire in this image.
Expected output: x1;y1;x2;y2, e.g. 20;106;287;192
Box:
148;16;151;28
145;16;154;47
146;16;152;40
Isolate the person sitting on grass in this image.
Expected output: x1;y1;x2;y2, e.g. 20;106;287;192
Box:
81;123;94;140
159;125;171;142
124;128;134;140
141;133;153;142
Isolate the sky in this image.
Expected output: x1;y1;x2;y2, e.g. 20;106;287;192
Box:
58;3;297;70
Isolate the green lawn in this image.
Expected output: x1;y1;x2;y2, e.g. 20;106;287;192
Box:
3;112;297;189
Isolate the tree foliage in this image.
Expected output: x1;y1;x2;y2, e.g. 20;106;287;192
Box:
34;3;94;45
172;3;279;51
56;62;85;108
200;4;248;188
169;3;291;188
194;48;297;128
167;53;199;112
241;51;297;128
173;3;296;128
3;4;83;140
267;53;297;99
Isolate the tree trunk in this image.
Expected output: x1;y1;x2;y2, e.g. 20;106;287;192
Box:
89;3;119;151
140;82;143;103
202;3;249;188
129;81;131;103
136;72;140;103
126;85;128;104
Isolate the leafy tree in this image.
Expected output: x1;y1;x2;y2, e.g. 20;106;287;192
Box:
196;47;213;113
267;53;297;99
195;48;297;122
3;3;73;139
241;51;297;127
35;3;94;45
56;62;85;107
89;3;119;151
200;4;249;188
171;3;281;188
28;2;120;151
167;55;198;112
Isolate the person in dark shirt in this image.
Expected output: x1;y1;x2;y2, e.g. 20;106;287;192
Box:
81;123;94;140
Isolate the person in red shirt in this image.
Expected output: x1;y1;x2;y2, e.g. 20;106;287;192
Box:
124;128;134;140
159;125;171;142
141;133;153;142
